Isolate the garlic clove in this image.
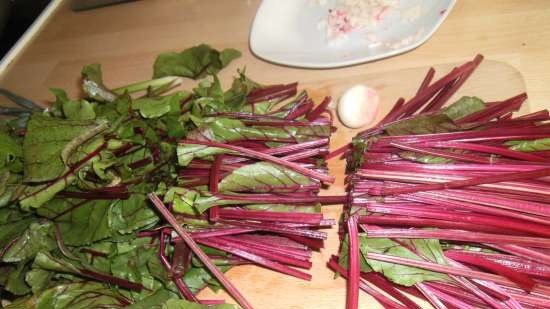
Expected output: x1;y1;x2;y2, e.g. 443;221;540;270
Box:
337;84;379;128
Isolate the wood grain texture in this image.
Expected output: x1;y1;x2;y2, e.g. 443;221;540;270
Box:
0;0;542;308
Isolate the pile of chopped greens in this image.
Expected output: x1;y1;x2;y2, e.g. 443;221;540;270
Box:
0;44;339;309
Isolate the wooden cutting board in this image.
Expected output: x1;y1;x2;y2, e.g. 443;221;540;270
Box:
198;59;529;309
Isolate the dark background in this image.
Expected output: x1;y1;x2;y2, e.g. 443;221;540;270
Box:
0;0;51;58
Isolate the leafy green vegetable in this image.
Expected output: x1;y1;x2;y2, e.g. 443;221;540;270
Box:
177;144;236;166
2;222;56;263
399;151;454;164
0;131;22;169
506;137;550;152
361;237;450;286
163;298;237;309
441;96;485;121
50;88;96;120
133;91;190;119
153;44;241;79
187;117;330;143
4;282;123;309
218;162;314;193
22;114;102;182
385;114;459;136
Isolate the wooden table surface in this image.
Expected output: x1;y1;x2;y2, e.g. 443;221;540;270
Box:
0;1;548;308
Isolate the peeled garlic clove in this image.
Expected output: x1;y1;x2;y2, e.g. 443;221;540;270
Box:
337;85;379;128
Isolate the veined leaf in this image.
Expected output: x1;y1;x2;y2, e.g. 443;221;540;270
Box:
399;151;454;164
177;144;236;166
385;114;459;136
165;188;250;214
182;265;230;294
362;237;450;286
109;190;159;235
36;199;111;246
218;162;315;193
153;44;241;79
0;207;34;248
0;131;22;169
338;235;372;273
5;261;31;295
2;222;56;263
125;288;178;309
442;96;485;121
22;114;100;182
244;203;320;213
133;91;190;119
506;138;550;152
50;88;96;120
187;117;330;143
4;282;123;309
25;269;53;294
163;298;237;309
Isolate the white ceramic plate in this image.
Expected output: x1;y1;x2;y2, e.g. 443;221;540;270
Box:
250;0;455;68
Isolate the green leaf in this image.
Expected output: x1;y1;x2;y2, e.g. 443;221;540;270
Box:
506;138;550;152
338;235;372;273
109;238;164;299
243;203;320;213
163;298;237;309
108;190;159;235
0;207;34;247
0;131;22;169
399;151;454;164
219;49;242;67
32;251;81;275
187;117;330;143
50;88;96;120
182;265;229;294
25;269;54;294
125;288;178;309
133;91;190;118
22;114;100;182
81;63;118;102
4;282;123;309
218;162;314;193
5;261;31;295
177;144;236;166
153;44;241;79
2;222;56;263
362;237;449;286
36;199;111;246
165;188;245;214
384;114;460;136
441;96;485;121
163;115;187;139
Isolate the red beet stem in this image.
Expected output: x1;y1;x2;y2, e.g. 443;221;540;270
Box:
445;251;537;291
306;96;332;121
180;139;334;183
365;252;550;295
365;227;550;249
208;155;223;222
416;67;436;96
360;272;422;309
217;209;322;225
197;237;311;280
376;167;550;197
148;194;254;309
327;258;408;309
346;215;360;309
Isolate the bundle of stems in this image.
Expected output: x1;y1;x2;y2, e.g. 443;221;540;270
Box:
335;54;550;309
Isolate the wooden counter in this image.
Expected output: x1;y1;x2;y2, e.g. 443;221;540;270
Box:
1;1;548;308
